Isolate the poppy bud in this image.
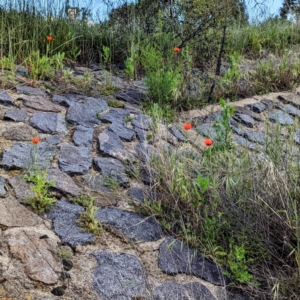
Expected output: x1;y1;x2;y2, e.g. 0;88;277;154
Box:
31;137;40;144
204;139;213;146
184;123;192;130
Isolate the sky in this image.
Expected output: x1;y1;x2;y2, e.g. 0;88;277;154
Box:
73;0;284;21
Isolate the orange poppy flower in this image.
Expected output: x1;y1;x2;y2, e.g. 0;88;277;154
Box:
204;139;213;146
31;137;40;144
46;36;53;42
174;47;180;53
184;123;192;130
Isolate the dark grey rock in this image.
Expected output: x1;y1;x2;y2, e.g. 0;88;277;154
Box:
158;236;229;286
84;96;109;112
94;157;129;187
99;108;130;124
235;136;257;151
234;106;262;121
47;199;94;248
196;124;223;141
92;251;146;300
58;145;92;175
7;175;34;201
51;286;66;296
15;66;28;77
66;102;102;128
52;94;71;107
62;258;73;271
124;103;142;114
1;142;55;169
168;125;186;142
2;124;37;141
83;173;112;192
243;131;266;144
261;99;274;109
98;129;136;162
16;86;46;97
115;88;146;105
295;129;300;144
278;94;300;108
247;102;266;113
4;109;28;121
152;282;189;300
30;112;68;135
96;208;162;242
129;187;145;202
0;177;6;197
233;113;255;128
230;123;245;135
60;270;71;281
183;282;216;300
108;122;135;142
47;168;81;196
133;80;148;91
0;89;14;106
276;104;300;118
52;93;82;108
72;125;94;148
204;111;223;123
18;94;62;113
269;111;294;125
140;167;155;185
46;135;61;145
135;142;156;163
134;127;150;142
132;114;152;130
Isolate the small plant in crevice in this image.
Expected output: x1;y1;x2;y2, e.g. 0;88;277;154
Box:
23;137;56;212
72;194;102;234
58;250;72;259
23;166;56;212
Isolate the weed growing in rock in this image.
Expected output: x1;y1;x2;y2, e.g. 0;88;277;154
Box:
22;138;56;212
106;99;124;108
71;194;102;234
23;166;56;212
58;250;72;259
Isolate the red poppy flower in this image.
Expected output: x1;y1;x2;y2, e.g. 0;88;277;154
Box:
174;47;180;53
31;137;40;144
184;123;192;130
46;36;53;42
204;139;213;146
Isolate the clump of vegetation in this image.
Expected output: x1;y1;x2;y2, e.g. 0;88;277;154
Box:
23;167;56;212
70;194;102;234
107;99;124;108
137;107;300;298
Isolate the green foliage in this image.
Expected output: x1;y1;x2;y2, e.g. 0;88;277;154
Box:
78;197;102;234
212;98;236;149
71;193;102;234
125;56;134;80
141;44;183;106
23;167;56;212
25;51;65;81
102;45;111;66
224;241;255;284
107;99;124;108
69;193;94;208
58;250;72;259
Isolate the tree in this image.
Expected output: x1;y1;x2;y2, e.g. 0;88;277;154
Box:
280;0;300;20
